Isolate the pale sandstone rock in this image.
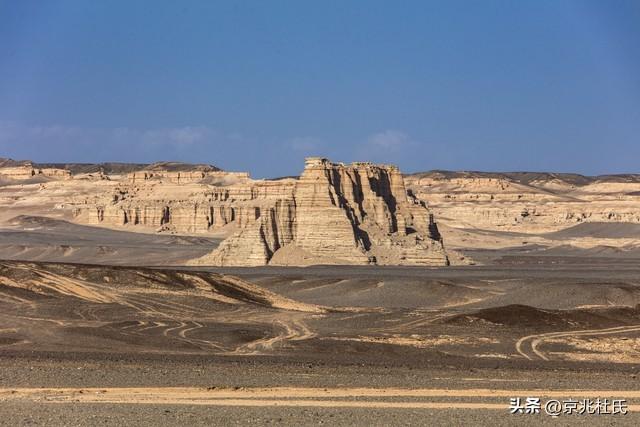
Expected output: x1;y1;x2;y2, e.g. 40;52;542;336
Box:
73;179;297;235
189;158;450;266
404;172;640;234
70;158;450;266
6;157;640;267
128;170;250;184
0;164;71;180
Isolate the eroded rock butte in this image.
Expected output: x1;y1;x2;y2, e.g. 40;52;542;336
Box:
70;157;451;266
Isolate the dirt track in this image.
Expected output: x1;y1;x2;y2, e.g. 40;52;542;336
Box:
517;325;640;361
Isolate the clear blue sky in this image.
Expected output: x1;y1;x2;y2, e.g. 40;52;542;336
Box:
1;1;639;178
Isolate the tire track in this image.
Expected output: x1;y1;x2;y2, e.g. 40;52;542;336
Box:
3;386;640;411
516;325;640;361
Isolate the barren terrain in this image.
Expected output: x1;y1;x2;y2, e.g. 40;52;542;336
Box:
2;258;640;424
2;161;640;425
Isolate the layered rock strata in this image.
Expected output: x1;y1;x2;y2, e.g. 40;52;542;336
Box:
71;158;450;266
72;180;297;235
128;170;250;184
405;171;640;233
0;163;71;180
190;158;449;266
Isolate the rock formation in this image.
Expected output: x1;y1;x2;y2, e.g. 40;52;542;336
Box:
0;159;71;180
72;179;297;234
70;157;451;266
127;161;250;184
404;171;640;233
9;155;640;267
190;158;449;266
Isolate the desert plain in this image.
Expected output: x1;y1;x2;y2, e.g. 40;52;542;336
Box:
2;157;640;425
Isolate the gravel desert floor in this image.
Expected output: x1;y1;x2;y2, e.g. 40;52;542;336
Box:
2;257;640;425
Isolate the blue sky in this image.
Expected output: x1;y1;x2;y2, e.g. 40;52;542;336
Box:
1;1;639;178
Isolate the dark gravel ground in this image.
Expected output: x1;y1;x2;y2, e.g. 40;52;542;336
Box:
4;402;638;427
1;354;639;426
3;260;640;425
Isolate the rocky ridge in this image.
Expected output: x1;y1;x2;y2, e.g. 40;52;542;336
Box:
405;171;640;233
0;158;71;180
4;157;640;265
196;158;449;266
68;158;451;266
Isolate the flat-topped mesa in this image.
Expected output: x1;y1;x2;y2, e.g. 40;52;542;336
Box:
70;157;450;266
191;158;450;266
293;157;404;263
73;179;296;234
304;157;399;171
0;160;72;180
128;162;250;184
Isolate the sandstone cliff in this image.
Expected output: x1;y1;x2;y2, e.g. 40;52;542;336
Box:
6;156;640;267
72;179;297;235
70;158;451;266
405;171;640;233
127;161;250;184
190;158;449;266
0;160;71;180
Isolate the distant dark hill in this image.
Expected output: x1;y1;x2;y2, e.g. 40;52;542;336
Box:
0;157;31;167
0;157;222;174
143;161;221;172
34;162;149;174
405;170;640;186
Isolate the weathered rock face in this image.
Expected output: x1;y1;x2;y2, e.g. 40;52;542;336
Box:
190;158;450;266
71;158;450;266
0;164;71;180
405;171;640;233
73;180;297;235
126;161;249;184
128;170;250;184
206;199;297;266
